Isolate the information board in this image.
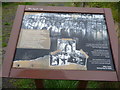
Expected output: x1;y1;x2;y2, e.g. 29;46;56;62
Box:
2;5;119;81
13;12;115;71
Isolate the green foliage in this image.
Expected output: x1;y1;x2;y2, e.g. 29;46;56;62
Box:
15;2;35;5
0;35;2;41
47;2;74;7
64;2;75;7
44;80;79;88
2;37;6;41
72;2;81;7
2;2;35;6
88;2;119;22
2;2;12;6
47;3;56;6
2;33;10;38
87;81;99;88
10;79;35;88
4;22;10;25
2;42;7;47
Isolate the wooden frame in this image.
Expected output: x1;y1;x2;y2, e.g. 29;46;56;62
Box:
2;5;119;81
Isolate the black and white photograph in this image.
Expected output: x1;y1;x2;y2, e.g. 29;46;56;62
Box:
50;38;88;67
21;13;108;41
13;12;115;71
57;39;76;53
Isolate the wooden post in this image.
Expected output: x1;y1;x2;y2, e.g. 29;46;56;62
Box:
77;81;88;88
34;79;44;88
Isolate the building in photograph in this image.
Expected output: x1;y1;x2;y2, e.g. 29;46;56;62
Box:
50;38;89;67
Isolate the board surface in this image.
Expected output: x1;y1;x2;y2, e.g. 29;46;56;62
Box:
13;12;115;71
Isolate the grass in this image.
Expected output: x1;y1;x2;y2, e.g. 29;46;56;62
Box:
11;79;120;88
4;22;10;25
88;2;120;23
44;80;79;88
9;79;35;88
87;81;100;88
0;35;2;41
9;79;79;88
2;2;35;6
47;3;56;6
2;42;7;47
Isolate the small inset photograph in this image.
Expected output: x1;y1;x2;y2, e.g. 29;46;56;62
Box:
57;38;76;53
50;51;70;66
50;50;88;67
50;38;89;69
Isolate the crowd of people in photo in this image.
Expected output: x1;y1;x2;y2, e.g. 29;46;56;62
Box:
22;13;108;41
